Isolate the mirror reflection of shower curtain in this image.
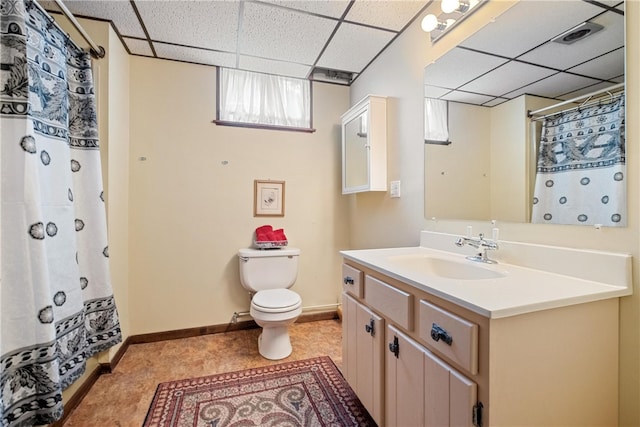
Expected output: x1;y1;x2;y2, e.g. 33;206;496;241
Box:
1;1;122;425
531;94;626;226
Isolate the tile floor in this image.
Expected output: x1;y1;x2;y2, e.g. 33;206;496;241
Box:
61;319;343;426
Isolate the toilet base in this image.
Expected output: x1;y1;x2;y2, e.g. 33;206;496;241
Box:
257;327;292;360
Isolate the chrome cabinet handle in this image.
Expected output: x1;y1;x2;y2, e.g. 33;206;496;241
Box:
343;276;354;285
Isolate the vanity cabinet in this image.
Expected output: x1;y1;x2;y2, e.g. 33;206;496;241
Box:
386;325;477;427
342;292;385;425
341;95;387;194
341;260;620;426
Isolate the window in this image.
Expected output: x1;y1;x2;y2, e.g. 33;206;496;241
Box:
216;67;313;132
424;98;450;145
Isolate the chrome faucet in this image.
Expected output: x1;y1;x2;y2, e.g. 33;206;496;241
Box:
455;233;499;264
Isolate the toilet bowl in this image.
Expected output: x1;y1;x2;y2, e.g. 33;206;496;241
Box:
250;288;302;360
238;248;302;360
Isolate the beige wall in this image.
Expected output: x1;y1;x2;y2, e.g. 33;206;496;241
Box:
104;23;131;357
351;1;640;424
49;16;131;404
128;57;350;334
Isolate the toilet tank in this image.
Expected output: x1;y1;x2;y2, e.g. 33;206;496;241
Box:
238;248;300;292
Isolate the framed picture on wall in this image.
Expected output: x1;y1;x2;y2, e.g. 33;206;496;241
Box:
254;180;285;217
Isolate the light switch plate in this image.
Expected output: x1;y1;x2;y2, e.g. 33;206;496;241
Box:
390;180;401;198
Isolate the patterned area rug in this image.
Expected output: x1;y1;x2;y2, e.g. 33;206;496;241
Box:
143;356;376;426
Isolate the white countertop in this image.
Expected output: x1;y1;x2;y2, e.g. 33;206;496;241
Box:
341;240;632;319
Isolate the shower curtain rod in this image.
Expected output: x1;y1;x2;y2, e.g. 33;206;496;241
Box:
52;0;105;58
31;0;106;59
528;82;625;120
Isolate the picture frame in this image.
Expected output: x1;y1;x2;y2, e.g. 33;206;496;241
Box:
254;180;285;217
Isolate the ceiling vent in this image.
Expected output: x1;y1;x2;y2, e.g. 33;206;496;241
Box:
311;67;354;85
552;22;604;45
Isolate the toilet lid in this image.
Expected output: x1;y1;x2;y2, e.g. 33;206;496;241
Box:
252;289;301;312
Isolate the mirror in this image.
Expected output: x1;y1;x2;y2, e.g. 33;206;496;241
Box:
342;95;387;194
344;111;369;190
423;0;625;224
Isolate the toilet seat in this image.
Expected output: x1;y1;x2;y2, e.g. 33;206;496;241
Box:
252;289;301;313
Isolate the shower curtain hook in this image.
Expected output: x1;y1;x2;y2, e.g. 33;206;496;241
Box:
579;95;593;107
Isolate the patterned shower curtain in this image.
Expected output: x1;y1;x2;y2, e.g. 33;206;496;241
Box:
531;94;626;226
1;1;122;425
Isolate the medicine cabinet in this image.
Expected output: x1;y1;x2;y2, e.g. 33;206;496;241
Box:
341;95;387;194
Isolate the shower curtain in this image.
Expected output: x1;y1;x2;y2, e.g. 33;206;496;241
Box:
531;94;626;226
1;1;122;425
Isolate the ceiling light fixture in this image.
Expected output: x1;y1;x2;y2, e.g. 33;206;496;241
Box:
441;0;469;14
421;14;447;32
422;0;486;43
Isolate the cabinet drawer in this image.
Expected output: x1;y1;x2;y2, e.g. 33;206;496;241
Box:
365;275;413;330
342;264;363;298
419;300;478;375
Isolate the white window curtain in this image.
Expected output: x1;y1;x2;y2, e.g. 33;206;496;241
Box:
424;98;449;143
219;68;311;129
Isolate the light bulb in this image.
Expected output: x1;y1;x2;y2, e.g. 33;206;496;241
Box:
441;0;460;14
421;14;439;32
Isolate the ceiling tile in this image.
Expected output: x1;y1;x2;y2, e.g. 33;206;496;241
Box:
460;62;557;97
518;11;624;71
483;98;509;107
568;48;625;81
561;81;623;100
442;91;496;105
424;48;508;89
153;42;236;68
123;37;153;56
316;22;395;72
504;72;601;99
598;0;625;7
42;0;146;38
346;0;428;31
239;1;337;65
424;85;452;99
136;1;239;52
460;1;604;58
259;0;350;19
238;55;311;79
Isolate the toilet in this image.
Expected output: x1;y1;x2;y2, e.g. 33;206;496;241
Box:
238;247;302;360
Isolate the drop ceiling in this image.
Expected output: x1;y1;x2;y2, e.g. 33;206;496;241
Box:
41;0;625;98
424;0;625;106
41;0;431;84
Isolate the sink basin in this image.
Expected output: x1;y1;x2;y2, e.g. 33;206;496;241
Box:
387;254;507;280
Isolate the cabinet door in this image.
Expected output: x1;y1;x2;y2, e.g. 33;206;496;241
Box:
343;109;369;191
342;292;358;387
425;350;477;427
341;95;387;194
342;293;385;425
386;324;425;427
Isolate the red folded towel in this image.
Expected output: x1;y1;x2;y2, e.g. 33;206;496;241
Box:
255;225;272;235
254;225;287;242
272;229;287;241
255;225;274;242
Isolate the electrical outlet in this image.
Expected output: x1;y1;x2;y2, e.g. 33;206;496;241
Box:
390;180;401;198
